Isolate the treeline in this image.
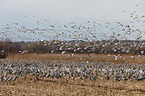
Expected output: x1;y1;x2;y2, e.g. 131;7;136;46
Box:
1;39;145;54
0;39;21;53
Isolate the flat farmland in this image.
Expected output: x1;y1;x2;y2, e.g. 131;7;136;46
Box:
0;53;145;96
7;53;145;64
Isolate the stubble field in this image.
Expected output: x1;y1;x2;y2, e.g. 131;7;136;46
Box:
0;53;145;96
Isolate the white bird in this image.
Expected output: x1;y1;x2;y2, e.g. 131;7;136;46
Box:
62;51;66;54
72;54;74;57
131;56;135;59
141;51;144;54
18;50;28;54
51;50;54;53
108;54;111;57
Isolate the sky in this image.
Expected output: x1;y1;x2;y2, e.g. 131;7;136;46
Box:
0;0;145;41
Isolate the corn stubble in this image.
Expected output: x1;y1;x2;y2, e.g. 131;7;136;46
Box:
1;53;145;96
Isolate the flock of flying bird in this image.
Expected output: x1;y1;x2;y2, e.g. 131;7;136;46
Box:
45;39;145;55
0;59;145;84
0;12;145;84
0;11;144;41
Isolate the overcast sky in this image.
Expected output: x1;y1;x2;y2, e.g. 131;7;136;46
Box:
0;0;145;41
1;0;144;20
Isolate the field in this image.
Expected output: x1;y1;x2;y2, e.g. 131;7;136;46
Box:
0;53;145;96
7;53;145;64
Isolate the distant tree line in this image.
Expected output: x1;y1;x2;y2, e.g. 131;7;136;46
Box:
0;39;21;53
1;39;145;55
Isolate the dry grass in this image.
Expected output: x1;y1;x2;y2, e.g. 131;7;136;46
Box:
0;75;145;96
0;53;145;95
7;53;145;64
